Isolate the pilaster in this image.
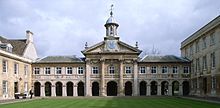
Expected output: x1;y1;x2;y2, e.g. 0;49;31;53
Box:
133;60;138;96
86;59;91;96
119;59;124;96
40;85;45;97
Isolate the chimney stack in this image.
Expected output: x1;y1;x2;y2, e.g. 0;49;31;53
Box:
26;30;33;43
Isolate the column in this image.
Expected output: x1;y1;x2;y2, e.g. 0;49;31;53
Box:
52;85;56;96
63;85;67;96
168;84;172;96
40;85;45;97
147;84;151;96
73;85;77;96
133;60;138;96
157;84;161;95
101;59;106;96
86;60;91;96
119;59;124;96
179;84;183;96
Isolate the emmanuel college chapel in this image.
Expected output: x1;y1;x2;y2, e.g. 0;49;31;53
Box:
1;9;220;99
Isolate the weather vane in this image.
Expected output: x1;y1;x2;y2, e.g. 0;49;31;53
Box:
110;4;114;16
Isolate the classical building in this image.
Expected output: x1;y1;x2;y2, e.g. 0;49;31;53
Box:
181;15;220;96
31;11;190;97
0;31;37;99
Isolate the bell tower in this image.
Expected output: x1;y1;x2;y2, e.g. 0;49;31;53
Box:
104;4;119;37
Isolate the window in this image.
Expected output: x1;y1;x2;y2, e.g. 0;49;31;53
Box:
210;32;215;45
183;66;189;73
172;66;178;74
202;37;206;49
78;67;84;74
2;60;8;73
162;66;168;73
140;67;146;74
24;65;28;76
195;41;199;53
125;66;132;74
14;63;19;74
92;67;99;74
34;67;40;74
202;56;207;70
45;67;51;74
2;81;7;94
190;45;193;56
56;67;62;74
196;58;200;72
109;66;115;74
24;82;28;92
66;67;73;74
211;52;216;68
211;77;216;89
151;66;157;73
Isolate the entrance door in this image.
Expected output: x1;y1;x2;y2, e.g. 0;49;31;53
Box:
77;82;84;96
139;81;147;96
125;81;132;96
107;81;117;96
66;82;73;96
203;78;207;95
34;82;41;96
92;82;99;96
45;82;52;96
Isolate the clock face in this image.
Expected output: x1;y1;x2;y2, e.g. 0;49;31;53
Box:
107;40;116;49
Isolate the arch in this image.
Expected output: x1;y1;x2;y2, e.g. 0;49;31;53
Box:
34;82;41;96
56;82;62;96
45;82;52;96
161;81;169;95
172;81;179;96
150;81;157;95
66;82;73;96
107;81;117;96
182;81;190;96
92;82;99;96
77;82;84;96
125;81;132;96
139;81;147;96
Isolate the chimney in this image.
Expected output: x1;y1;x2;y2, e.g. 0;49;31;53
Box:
26;30;33;43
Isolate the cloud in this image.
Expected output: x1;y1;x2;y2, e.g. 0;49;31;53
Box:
0;0;219;57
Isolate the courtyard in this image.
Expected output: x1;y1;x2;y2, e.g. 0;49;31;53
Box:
0;97;220;108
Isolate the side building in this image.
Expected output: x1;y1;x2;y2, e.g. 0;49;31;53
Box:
181;15;220;96
0;31;38;99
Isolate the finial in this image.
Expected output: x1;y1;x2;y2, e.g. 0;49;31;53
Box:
85;42;88;49
135;42;138;48
110;4;114;16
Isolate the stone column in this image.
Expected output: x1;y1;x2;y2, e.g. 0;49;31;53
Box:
40;85;45;97
119;59;124;96
52;85;56;96
86;60;91;96
147;84;151;96
73;85;77;96
179;84;183;96
157;84;161;95
168;84;172;96
133;60;138;96
63;85;67;96
101;59;106;96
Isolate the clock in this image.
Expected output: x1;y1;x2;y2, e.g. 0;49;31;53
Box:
106;40;117;50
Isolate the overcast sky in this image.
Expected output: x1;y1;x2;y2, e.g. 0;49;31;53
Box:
0;0;219;58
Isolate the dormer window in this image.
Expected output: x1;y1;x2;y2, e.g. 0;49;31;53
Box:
0;43;13;52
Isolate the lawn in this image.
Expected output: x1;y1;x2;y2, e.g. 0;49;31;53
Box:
0;97;220;108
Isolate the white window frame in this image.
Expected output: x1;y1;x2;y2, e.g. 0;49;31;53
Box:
139;67;146;74
211;52;216;68
211;77;216;89
45;67;51;75
78;67;84;74
172;66;178;74
14;63;19;75
2;80;8;94
2;60;8;73
66;67;73;75
109;66;115;74
202;37;207;49
210;32;215;45
34;67;40;74
24;65;28;76
151;66;157;74
202;56;207;70
125;66;132;74
92;66;99;74
162;66;168;74
56;67;62;74
183;66;189;73
24;82;28;93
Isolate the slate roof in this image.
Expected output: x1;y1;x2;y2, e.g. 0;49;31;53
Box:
36;56;85;63
140;55;190;63
0;36;27;56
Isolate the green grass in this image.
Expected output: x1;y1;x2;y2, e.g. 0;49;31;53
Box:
0;97;220;108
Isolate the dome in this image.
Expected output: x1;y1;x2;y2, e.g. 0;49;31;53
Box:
105;16;119;27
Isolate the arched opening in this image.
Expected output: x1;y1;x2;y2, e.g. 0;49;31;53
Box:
56;82;62;96
66;82;73;96
45;82;51;96
92;82;99;96
139;81;147;96
77;82;84;96
183;81;190;96
107;81;117;96
172;81;179;96
203;78;207;95
34;82;41;96
151;81;157;95
125;81;132;96
161;81;169;95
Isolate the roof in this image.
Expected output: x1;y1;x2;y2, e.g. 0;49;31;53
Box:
140;55;190;63
36;56;85;63
0;36;27;56
105;16;119;26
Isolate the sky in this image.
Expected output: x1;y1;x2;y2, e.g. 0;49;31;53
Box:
0;0;219;58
